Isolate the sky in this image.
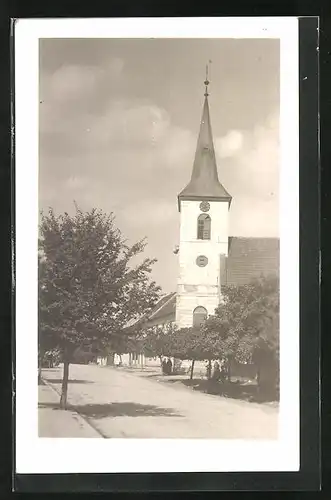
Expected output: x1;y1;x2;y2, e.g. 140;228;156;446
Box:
39;38;280;293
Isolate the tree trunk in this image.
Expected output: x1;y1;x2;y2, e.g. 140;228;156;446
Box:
159;355;163;372
256;364;261;386
60;359;70;409
207;359;212;380
227;358;232;382
190;360;195;380
107;353;115;366
38;351;43;384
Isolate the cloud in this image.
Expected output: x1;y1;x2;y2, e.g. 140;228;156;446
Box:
41;58;125;103
47;65;100;101
159;127;195;167
215;111;279;236
39;49;279;291
40;83;279;240
216;130;243;158
64;175;88;190
103;57;124;78
82;101;195;188
86;101;171;148
40;58;125;135
230;198;278;237
120;199;177;227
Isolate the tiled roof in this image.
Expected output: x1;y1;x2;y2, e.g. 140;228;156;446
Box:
123;315;146;332
123;293;176;332
148;292;176;321
124;315;144;329
222;237;279;286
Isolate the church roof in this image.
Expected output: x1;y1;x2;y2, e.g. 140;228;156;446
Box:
178;92;232;207
148;292;176;320
144;237;279;323
123;292;176;331
222;237;279;286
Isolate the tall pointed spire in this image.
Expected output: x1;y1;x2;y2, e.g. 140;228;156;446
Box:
178;65;232;210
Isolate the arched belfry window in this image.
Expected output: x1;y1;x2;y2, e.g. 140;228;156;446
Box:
193;306;207;328
197;214;211;240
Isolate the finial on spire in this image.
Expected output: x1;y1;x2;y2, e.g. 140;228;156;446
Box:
204;60;211;97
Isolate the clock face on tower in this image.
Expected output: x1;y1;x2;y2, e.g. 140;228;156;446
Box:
199;201;210;212
196;255;208;267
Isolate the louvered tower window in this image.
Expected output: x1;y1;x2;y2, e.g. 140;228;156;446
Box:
197;214;211;240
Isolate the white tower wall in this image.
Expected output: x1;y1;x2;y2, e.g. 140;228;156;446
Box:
175;199;229;328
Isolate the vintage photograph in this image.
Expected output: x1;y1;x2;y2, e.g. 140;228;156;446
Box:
14;15;302;476
37;36;280;440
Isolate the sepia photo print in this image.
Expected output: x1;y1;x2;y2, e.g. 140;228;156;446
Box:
15;18;300;474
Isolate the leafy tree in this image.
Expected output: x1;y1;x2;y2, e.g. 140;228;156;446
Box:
170;326;222;379
204;274;279;389
39;206;161;408
139;324;211;379
135;275;279;389
137;323;177;369
139;322;220;379
38;252;60;381
137;323;203;376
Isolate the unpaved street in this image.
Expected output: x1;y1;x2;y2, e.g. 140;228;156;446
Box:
40;363;278;439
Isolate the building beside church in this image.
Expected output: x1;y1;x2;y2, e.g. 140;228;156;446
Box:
103;73;279;369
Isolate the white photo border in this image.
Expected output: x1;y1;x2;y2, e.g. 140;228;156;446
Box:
15;16;299;474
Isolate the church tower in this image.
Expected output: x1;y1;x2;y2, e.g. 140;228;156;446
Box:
175;68;232;329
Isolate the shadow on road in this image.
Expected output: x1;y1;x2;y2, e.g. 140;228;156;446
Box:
144;373;188;380
186;379;278;403
38;401;183;419
44;379;94;385
143;375;279;404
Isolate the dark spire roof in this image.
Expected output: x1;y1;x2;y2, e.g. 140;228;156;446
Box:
178;77;232;209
